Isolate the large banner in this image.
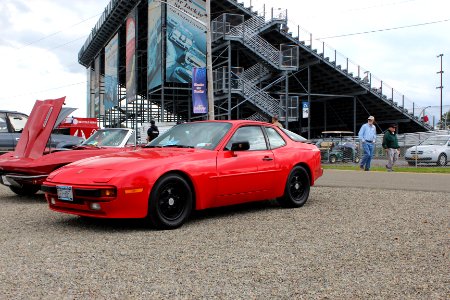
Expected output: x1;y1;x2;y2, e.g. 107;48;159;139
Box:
192;67;207;114
166;0;206;84
147;0;162;90
89;67;95;117
126;9;137;103
86;67;91;117
104;33;119;110
94;56;100;116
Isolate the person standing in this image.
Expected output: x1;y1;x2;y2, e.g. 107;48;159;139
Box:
271;115;283;128
382;123;400;172
146;120;159;143
358;116;377;171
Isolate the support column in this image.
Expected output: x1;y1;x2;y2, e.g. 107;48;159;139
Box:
353;97;357;134
285;71;289;129
307;66;311;139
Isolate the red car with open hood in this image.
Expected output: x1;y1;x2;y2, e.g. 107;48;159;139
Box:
0;98;136;196
42;120;323;229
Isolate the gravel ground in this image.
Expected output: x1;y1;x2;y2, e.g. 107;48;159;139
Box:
0;183;448;299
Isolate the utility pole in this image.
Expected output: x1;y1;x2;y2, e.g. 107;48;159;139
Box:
206;0;215;120
437;54;444;128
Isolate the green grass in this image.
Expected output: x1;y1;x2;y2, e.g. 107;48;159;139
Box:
322;164;450;174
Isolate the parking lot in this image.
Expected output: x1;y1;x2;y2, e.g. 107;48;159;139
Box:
0;170;448;299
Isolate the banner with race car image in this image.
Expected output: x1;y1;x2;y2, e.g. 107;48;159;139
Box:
126;9;137;103
166;0;206;84
192;67;207;114
147;0;162;90
104;33;119;110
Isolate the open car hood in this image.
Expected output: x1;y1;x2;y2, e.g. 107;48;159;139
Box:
13;97;76;159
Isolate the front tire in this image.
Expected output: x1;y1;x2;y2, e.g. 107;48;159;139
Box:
148;173;193;229
329;154;337;164
277;166;311;208
437;153;447;166
9;185;40;196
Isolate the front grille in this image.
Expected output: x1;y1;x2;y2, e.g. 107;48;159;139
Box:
410;151;424;155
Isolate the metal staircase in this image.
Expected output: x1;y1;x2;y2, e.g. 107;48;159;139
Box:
212;15;298;71
240;63;272;85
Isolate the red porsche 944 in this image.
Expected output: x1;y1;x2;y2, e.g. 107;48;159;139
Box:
42;121;323;229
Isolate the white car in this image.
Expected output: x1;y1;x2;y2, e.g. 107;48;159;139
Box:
405;135;450;166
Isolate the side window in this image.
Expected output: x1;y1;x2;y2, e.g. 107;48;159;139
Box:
225;126;267;150
265;127;286;149
8;113;28;133
0;113;8;133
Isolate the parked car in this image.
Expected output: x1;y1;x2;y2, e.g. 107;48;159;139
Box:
0;109;84;153
0;98;136;196
404;135;450;166
316;131;360;163
42;121;323;229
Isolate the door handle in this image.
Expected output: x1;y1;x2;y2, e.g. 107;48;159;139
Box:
262;156;273;161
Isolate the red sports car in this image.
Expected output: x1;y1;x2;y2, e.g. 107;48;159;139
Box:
0;98;136;196
42;121;323;229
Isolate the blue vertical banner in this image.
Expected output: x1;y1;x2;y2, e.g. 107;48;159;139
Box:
192;67;207;114
94;56;100;116
104;33;119;110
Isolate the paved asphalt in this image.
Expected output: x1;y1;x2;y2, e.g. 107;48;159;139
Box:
317;169;450;193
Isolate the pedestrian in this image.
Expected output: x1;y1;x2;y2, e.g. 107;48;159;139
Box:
358;116;377;171
146;120;159;143
271;115;283;128
382;123;400;172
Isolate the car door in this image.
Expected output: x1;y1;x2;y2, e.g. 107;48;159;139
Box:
0;112;13;152
216;125;275;204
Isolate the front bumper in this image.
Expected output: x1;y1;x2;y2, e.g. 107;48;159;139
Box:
42;183;150;219
0;173;48;188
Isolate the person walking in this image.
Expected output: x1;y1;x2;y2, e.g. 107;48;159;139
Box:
271;115;283;128
358;116;377;171
146;120;159;143
382;123;400;172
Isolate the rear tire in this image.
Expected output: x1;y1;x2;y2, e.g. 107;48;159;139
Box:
148;173;193;229
437;153;447;166
277;166;310;208
407;161;415;166
9;185;40;196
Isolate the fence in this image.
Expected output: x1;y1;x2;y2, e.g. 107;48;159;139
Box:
314;130;450;168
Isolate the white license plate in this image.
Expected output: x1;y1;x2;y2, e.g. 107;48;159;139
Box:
57;185;73;201
1;175;11;186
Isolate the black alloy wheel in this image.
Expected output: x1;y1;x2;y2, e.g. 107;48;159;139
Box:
277;166;311;208
148;173;193;229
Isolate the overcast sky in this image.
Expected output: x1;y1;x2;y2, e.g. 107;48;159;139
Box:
0;0;449;122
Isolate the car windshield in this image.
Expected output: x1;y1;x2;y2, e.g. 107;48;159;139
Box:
421;136;449;146
148;122;232;150
82;129;130;147
281;128;306;142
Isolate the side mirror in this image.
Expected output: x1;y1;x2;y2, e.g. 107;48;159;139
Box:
231;141;250;151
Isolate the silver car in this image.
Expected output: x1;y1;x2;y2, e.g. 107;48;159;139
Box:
405;135;450;166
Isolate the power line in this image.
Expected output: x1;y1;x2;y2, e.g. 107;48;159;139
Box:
17;13;101;50
318;18;450;39
0;82;86;101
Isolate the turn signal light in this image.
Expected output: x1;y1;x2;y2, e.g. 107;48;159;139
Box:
100;188;116;198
